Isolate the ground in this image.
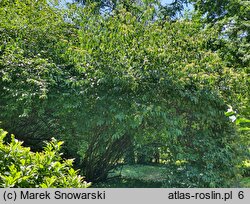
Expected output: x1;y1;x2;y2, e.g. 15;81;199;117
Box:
93;164;250;188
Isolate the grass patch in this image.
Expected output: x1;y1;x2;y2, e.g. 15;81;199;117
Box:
118;164;167;182
93;178;163;188
93;164;167;188
92;164;250;188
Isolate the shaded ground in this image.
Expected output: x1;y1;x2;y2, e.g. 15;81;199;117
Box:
92;164;250;188
93;165;166;188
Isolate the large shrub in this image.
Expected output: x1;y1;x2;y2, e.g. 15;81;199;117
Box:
0;0;248;186
0;129;90;188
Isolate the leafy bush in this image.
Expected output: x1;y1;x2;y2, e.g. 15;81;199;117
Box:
0;0;248;185
0;129;90;188
240;177;250;188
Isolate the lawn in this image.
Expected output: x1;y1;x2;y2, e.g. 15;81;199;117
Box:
93;165;250;188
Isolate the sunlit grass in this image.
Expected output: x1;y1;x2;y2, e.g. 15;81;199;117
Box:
94;164;250;188
120;164;167;182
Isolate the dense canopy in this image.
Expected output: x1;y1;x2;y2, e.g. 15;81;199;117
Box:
0;0;249;187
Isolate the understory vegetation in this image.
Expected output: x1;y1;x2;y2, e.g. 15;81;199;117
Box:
0;0;249;187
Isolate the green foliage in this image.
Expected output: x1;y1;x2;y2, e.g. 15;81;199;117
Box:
0;0;248;186
240;177;250;188
241;160;250;177
0;129;90;188
73;0;160;14
190;0;250;117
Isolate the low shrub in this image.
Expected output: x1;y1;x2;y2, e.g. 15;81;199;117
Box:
0;129;90;188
